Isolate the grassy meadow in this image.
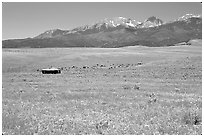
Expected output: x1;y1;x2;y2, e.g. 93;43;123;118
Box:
2;40;202;135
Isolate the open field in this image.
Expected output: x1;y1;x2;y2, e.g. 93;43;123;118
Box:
2;40;202;135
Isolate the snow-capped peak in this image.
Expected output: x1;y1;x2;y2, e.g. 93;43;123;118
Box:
35;29;67;39
118;16;126;19
137;16;163;28
43;29;65;35
76;17;139;31
126;20;135;27
177;14;201;21
44;29;57;34
99;17;128;25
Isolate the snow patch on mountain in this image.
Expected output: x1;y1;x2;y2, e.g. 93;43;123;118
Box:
177;14;201;22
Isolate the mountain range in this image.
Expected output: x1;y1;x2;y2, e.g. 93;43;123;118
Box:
2;14;202;48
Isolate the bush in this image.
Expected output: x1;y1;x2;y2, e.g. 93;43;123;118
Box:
122;85;132;90
133;85;140;90
182;109;202;125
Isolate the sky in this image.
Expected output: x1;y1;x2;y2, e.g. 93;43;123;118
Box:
2;2;202;40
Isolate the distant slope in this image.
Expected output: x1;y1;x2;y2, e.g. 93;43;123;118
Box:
2;14;202;48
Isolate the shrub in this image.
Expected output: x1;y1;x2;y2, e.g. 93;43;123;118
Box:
182;108;202;125
133;85;140;90
122;85;131;90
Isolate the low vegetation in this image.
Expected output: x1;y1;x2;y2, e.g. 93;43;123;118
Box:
2;42;202;135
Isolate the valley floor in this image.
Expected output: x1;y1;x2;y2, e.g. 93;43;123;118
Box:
2;41;202;135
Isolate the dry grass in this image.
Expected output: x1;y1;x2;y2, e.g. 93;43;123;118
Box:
2;43;202;135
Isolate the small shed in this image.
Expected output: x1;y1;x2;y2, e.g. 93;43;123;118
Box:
41;67;61;74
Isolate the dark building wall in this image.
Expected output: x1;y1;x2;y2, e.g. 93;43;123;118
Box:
42;70;61;74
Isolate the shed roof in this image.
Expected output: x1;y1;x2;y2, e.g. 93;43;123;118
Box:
42;68;60;71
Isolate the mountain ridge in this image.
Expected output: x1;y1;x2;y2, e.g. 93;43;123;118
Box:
3;14;202;48
35;15;165;39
